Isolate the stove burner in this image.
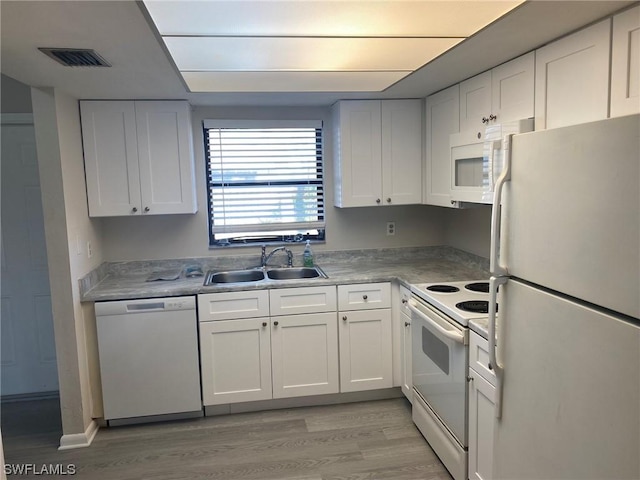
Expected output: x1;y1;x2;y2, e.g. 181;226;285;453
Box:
465;282;490;293
426;285;460;293
456;300;496;314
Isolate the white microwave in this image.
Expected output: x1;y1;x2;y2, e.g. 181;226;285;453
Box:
450;119;533;204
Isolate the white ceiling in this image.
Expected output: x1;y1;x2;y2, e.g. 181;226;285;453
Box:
0;0;635;106
143;1;523;93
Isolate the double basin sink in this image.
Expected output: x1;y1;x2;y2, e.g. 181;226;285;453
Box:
204;266;327;285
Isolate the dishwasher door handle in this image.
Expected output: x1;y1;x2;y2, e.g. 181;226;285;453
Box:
126;302;165;311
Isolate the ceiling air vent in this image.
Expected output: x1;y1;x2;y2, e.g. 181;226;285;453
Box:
38;48;111;67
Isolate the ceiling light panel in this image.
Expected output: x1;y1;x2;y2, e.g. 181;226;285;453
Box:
182;71;411;92
164;36;464;72
143;1;523;37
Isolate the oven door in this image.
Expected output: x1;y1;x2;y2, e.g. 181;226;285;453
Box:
409;295;468;446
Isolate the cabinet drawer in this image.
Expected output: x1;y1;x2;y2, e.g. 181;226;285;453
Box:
338;283;391;311
469;331;496;386
269;286;337;316
198;291;270;321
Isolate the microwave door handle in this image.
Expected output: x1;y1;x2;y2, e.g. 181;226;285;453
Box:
408;300;465;345
489;276;507;418
490;134;513;276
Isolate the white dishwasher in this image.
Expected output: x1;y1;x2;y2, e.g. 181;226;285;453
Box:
95;296;202;425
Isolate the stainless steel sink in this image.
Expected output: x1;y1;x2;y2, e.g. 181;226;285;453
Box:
204;269;266;285
266;266;327;280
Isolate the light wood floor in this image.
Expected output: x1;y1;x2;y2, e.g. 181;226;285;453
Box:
2;397;453;480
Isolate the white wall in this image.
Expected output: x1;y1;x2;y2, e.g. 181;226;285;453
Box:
443;206;492;258
101;105;448;262
31;87;104;440
1;74;32;113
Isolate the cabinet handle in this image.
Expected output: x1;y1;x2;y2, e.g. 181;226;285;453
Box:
482;116;489;124
362;294;368;300
467;376;474;382
489;114;497;122
376;198;381;204
273;320;279;326
144;206;150;213
342;316;347;321
262;322;267;327
404;321;410;327
402;298;408;304
132;207;138;213
386;198;391;203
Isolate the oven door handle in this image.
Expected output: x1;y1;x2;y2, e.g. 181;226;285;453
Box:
408;300;466;345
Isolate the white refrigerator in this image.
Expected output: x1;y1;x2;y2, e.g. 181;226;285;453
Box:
488;114;640;479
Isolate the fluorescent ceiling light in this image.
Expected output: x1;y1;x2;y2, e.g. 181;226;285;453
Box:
143;0;524;93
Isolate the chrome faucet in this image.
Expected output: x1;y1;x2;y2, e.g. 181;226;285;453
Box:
261;245;293;267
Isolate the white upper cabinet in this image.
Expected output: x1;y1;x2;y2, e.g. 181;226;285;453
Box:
460;52;535;132
424;84;460;208
333;99;422;207
611;5;640;118
81;100;197;217
535;19;611;130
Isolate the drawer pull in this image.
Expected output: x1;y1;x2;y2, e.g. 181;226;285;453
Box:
262;322;267;327
273;321;279;326
362;294;368;300
342;316;347;321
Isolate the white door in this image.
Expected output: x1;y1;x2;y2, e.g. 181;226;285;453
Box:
504;115;640;318
135;101;197;215
380;99;422;205
338;308;392;392
491;52;535;123
271;312;339;398
611;5;640;117
424;84;460;207
493;279;640;480
1;118;58;396
534;19;611;130
199;318;272;405
459;71;492;132
468;368;495;480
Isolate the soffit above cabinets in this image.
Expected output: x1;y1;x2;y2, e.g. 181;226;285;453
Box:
142;0;523;93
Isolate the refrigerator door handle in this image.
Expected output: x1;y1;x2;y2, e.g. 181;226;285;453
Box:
490;134;513;276
489;275;508;418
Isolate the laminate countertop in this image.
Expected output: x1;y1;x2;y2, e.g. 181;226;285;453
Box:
80;246;490;304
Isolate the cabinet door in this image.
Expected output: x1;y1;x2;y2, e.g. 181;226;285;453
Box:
460;71;492;132
491;52;535;124
535;19;611;130
135;101;197;215
271;312;339;398
332;101;382;207
468;368;496;480
424;84;460;207
399;286;413;403
338;308;392;392
380;99;422;205
611;5;640;118
200;318;272;405
80;101;142;216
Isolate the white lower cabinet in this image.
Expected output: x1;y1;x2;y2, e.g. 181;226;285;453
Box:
271;312;339;398
200;317;273;405
199;287;339;407
338;283;393;393
468;332;497;480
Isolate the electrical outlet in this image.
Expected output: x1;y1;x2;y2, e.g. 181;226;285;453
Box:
87;240;93;259
386;222;396;236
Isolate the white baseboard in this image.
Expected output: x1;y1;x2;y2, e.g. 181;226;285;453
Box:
58;420;99;450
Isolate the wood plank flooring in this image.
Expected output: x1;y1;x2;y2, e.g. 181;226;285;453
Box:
2;397;453;480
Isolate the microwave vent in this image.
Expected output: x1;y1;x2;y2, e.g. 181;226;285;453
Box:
38;48;111;67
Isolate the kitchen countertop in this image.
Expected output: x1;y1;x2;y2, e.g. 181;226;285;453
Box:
468;318;490;340
80;246;489;303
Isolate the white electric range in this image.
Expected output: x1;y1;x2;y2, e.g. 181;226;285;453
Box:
407;280;491;480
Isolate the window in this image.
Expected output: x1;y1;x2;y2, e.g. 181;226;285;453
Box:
204;120;325;246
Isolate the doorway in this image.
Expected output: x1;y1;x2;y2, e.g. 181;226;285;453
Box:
1;115;58;398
